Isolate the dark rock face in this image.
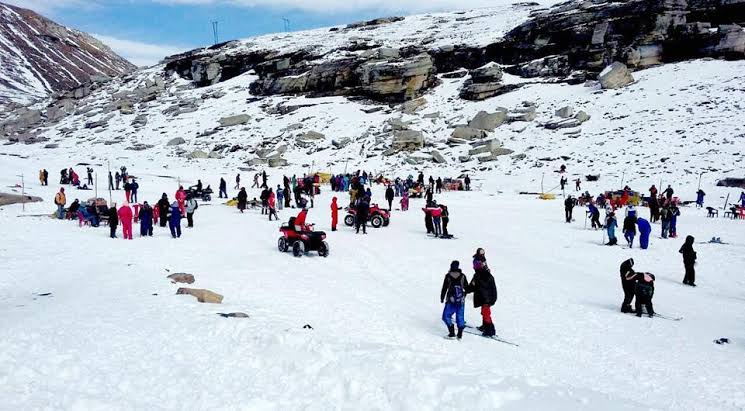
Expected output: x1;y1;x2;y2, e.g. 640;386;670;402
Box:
497;0;745;75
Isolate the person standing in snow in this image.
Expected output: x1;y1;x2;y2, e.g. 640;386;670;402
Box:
175;186;186;216
330;197;341;231
648;185;660;222
252;173;260;189
440;204;450;238
679;235;697;286
470;259;497;337
115;172;121;190
564;195;575;223
606;212;618;245
54;187;66;219
118;203;133;240
441;261;469;340
237;187;247;213
424;203;443;237
625;271;655;317
435;177;443;194
588;203;602;229
124;179;132;203
108;204;118;238
385;185;394;211
169;201;182;238
42;169;48;186
157;194;170;227
400;191;409;211
740;191;745;207
139;202;153;237
669;204;680;238
637;217;651;250
623;213;637;248
108;171;114;191
131;179;139;203
219;178;228;199
185;194;198;228
235;174;241;190
619;258;635;313
663;185;674;202
575;178;581;191
696;189;705;208
268;189;279;221
276;185;284;210
355;196;370;234
560;176;567;192
464;175;471;191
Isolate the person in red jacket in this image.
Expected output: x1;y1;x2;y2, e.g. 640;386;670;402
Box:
268;190;278;221
330;197;341;231
175;186;186;216
118;203;134;240
294;208;308;232
424;204;443;237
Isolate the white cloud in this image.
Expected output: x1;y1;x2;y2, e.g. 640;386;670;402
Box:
92;34;189;67
2;0;98;15
154;0;503;14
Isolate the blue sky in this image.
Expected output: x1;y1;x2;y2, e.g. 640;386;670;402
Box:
6;0;495;66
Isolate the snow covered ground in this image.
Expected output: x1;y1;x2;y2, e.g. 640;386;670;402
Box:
1;150;744;409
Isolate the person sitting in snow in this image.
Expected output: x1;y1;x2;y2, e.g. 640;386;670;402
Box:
440;261;469;340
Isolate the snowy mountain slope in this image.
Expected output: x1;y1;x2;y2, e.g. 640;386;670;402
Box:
0;2;135;109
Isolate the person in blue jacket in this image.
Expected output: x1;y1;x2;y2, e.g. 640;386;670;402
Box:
169;201;182;238
637;217;652;249
440;261;469;340
605;212;618;245
588;203;602;229
669;204;680;238
695;189;705;208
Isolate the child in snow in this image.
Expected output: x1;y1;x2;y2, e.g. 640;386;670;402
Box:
440;261;469;340
400;191;409;211
606;212;618;245
626;271;655;317
470;260;497;337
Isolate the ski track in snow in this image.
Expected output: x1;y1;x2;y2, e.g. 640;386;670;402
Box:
0;153;744;409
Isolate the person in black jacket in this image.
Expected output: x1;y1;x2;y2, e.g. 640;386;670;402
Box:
356;197;370;234
157;194;170;227
679;235;697;286
470;260;497;336
623;214;637;248
139;202;153;237
626;271;655;317
440;204;450;238
385;185;394;211
237;188;248;213
219;178;227;198
619;258;635;313
108;205;118;238
564;196;575;223
440;261;469;339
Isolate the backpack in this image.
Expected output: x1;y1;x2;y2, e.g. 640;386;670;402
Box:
448;275;466;305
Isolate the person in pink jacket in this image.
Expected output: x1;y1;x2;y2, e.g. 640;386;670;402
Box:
175;186;187;216
117;203;134;240
268;190;279;221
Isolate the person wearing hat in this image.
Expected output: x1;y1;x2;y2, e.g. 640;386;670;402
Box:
440;260;469;340
605;212;618;245
470;259;497;337
54;187;67;219
139;201;154;237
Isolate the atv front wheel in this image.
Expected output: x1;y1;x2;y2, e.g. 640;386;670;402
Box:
344;215;355;226
371;215;383;228
318;241;330;258
292;241;305;257
278;237;288;252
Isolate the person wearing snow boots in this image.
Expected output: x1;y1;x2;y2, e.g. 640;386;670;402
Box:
169;201;182;238
440;204;451;238
157;194;170;227
623;213;637;248
139;202;153;237
696;189;705;208
679;235;697;286
268;190;279;221
626;271;655;317
118;203;134;240
355;196;370;234
470;260;497;337
588;203;602;229
219;178;228;199
669;204;680;238
440;261;469;340
564;195;575;223
107;204;118;238
660;206;671;238
637;217;651;249
186;194;198;227
237;188;248;213
400;191;409;211
606;212;618;245
619;258;635;313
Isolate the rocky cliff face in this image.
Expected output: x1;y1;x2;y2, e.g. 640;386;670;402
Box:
157;0;745;104
0;2;135;109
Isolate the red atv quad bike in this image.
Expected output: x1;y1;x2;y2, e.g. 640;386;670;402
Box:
278;217;329;257
344;203;391;228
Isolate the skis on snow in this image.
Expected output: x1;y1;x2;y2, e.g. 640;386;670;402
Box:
462;326;519;347
624;312;683;321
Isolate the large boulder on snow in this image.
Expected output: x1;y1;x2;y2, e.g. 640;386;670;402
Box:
218;114;250;127
468;110;507;131
391;130;424;150
167;273;195;284
167;137;186;146
431;150;447;164
356;54;436;100
176;288;223;303
451;126;488;141
599;62;634;89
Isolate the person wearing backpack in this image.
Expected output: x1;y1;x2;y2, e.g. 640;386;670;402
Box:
619;258;635;313
470;260;497;337
679;235;697;286
440;261;469;340
185;194;198;228
626;271;655;317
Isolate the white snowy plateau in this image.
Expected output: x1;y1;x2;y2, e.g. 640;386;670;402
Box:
1;2;745;410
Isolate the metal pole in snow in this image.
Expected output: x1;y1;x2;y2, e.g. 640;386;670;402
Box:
541;173;545;194
697;172;704;191
107;161;112;205
723;193;729;211
620;171;625;188
20;174;25;212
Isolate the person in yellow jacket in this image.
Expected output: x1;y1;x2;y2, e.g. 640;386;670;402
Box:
54;187;66;219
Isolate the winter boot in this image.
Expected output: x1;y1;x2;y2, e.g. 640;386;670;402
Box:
446;325;455;339
482;323;496;337
456;326;464;340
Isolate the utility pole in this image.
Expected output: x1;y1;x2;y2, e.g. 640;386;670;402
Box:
107;160;112;206
17;173;25;212
282;17;290;32
211;20;220;45
697;171;704;191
